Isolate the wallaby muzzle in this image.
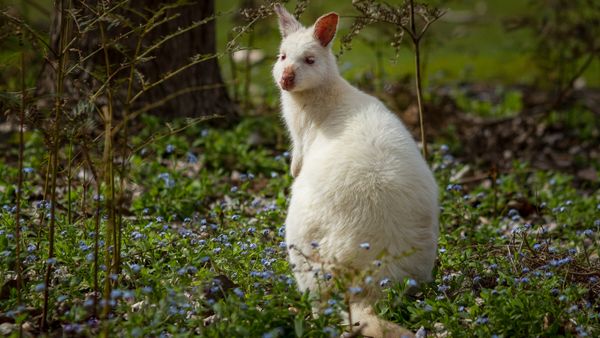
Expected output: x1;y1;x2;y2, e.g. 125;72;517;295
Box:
280;68;295;90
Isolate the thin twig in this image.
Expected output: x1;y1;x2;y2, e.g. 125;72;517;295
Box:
0;11;56;56
81;144;101;317
98;16;117;322
41;0;69;329
15;27;26;308
129;53;225;103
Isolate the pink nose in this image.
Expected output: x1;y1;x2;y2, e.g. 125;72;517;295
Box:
280;69;295;90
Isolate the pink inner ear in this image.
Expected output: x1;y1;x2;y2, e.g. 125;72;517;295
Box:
314;13;338;47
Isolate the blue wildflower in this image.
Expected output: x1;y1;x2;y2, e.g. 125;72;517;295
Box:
576;325;588;337
110;289;123;299
187;152;198;164
323;327;338;337
348;286;363;294
131;231;145;240
165;144;175;154
508;209;519;217
35;283;46;292
262;328;284;338
123;290;135;300
475;316;489;325
232;287;244;298
157;173;175;188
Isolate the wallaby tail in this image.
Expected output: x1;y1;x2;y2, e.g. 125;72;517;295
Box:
348;303;415;338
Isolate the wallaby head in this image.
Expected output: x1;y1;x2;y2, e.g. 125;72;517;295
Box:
272;4;339;93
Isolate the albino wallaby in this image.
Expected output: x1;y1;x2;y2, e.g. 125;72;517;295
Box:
273;4;439;337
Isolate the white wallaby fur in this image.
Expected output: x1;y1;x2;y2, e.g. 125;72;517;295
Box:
273;4;439;338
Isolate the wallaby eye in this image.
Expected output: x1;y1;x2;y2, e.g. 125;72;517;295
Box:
280;53;286;61
305;56;315;64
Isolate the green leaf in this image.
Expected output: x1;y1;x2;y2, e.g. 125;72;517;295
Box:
294;315;304;337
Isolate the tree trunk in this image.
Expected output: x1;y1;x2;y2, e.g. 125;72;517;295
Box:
38;0;238;122
131;0;238;120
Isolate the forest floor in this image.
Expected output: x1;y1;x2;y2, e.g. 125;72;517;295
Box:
0;84;599;337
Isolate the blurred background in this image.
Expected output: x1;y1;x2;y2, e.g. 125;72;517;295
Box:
1;0;599;184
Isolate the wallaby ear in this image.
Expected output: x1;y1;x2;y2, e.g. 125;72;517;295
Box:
274;3;302;37
313;12;338;47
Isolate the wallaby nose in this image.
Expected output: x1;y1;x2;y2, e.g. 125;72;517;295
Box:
280;68;295;90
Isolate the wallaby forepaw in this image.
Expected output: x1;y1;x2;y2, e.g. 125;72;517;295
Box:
290;159;301;177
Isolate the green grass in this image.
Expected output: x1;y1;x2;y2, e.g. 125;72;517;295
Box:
213;0;597;101
0;112;598;337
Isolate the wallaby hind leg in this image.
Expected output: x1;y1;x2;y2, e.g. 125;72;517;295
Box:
347;303;415;338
